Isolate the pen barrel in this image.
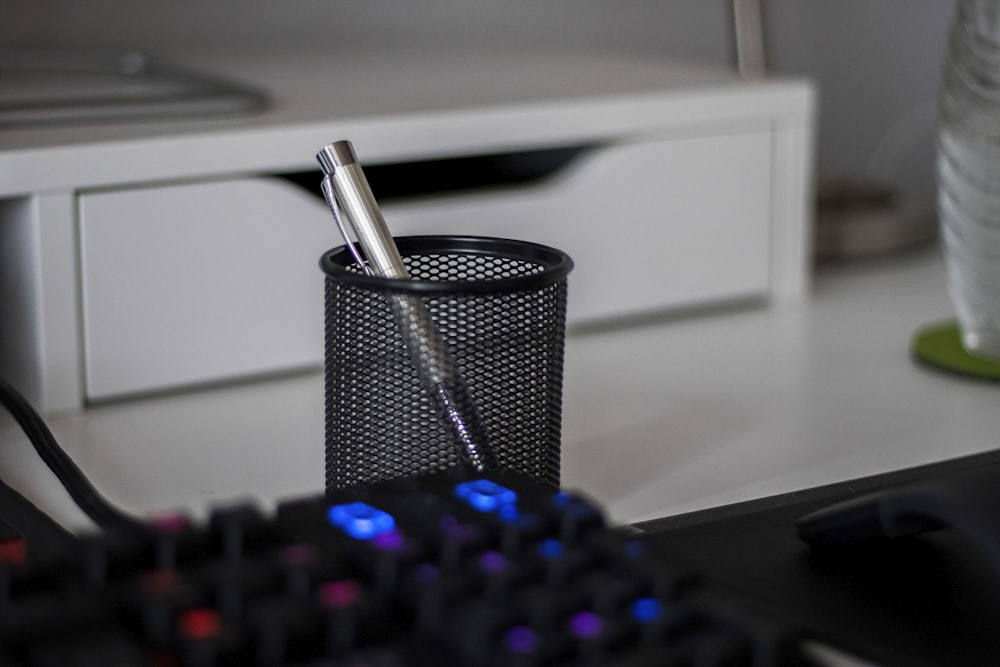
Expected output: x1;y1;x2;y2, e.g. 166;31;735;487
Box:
388;293;497;472
331;164;408;279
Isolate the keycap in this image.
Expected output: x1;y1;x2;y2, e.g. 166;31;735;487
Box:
207;502;271;563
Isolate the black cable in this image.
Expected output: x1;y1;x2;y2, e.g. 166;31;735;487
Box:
0;378;144;533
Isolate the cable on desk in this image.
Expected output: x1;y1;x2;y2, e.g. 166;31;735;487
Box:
0;378;144;533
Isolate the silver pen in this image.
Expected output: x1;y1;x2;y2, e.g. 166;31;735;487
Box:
317;141;497;473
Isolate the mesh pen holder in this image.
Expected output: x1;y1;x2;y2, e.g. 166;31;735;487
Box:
321;235;572;490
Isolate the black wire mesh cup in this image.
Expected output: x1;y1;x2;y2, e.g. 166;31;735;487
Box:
321;235;573;490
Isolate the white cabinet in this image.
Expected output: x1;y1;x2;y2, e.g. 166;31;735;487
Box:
77;127;774;400
0;48;814;410
78;178;333;400
384;130;773;322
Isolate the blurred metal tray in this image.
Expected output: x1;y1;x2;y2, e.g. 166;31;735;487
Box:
0;48;268;126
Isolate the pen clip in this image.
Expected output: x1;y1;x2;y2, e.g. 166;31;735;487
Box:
321;175;371;275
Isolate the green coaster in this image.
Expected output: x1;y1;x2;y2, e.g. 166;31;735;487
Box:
912;320;1000;382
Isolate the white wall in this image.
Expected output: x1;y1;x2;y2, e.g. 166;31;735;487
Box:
767;0;953;207
0;0;957;208
0;1;732;59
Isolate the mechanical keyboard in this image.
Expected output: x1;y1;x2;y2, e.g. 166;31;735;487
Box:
0;469;814;666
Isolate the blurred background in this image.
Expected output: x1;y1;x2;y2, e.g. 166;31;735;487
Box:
0;0;954;254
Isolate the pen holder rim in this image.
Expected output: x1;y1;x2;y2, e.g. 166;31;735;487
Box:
319;235;573;294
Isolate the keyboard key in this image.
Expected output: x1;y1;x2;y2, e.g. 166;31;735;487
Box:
207;502;271;563
327;503;396;541
453;479;518;513
173;607;247;667
547;491;606;542
246;595;324;664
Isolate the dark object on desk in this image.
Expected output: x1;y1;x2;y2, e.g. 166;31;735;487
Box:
797;464;1000;568
813;178;936;259
0;469;811;666
639;450;1000;667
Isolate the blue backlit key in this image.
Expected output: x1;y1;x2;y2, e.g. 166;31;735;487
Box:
538;538;564;560
327;502;395;540
630;597;663;624
454;480;518;513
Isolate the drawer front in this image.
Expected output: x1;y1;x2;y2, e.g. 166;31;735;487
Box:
79;177;333;400
382;130;773;322
78;130;773;401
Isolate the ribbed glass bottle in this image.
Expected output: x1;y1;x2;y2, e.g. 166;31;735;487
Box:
938;0;1000;358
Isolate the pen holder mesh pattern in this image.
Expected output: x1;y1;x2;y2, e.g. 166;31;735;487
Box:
321;236;572;490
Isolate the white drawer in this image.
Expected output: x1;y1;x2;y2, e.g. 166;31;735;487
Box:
78;178;334;400
78;129;774;401
383;130;773;322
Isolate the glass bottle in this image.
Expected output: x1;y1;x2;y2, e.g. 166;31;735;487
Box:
938;0;1000;358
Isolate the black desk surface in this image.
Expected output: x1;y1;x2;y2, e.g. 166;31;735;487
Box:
637;450;1000;666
